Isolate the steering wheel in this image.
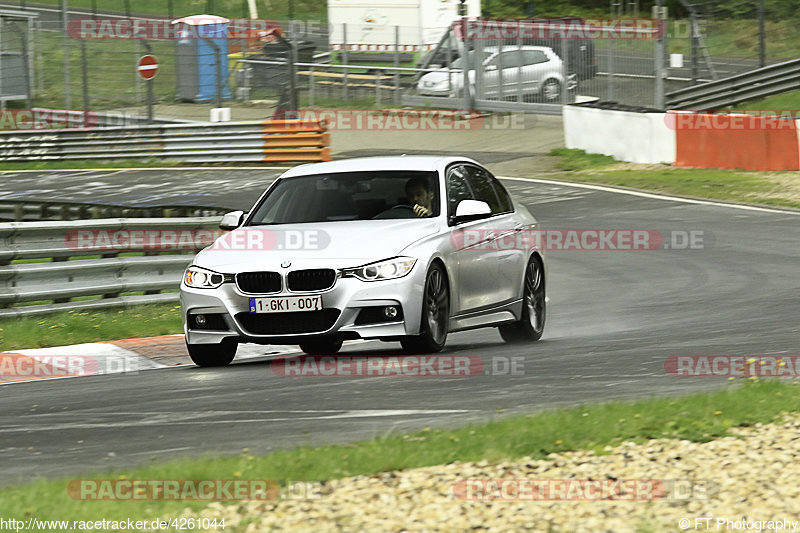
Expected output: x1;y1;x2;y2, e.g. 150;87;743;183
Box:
372;204;417;219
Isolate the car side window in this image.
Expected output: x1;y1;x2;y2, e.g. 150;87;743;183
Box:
447;165;475;219
489;176;514;214
497;51;521;69
522;50;549;65
465;166;503;214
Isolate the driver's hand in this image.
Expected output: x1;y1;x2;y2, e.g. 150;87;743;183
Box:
413;204;431;217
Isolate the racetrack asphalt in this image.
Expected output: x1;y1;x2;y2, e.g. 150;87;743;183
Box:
2;175;799;485
0;113;562;210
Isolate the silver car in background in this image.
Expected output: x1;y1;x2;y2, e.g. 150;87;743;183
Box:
417;45;574;102
180;156;545;366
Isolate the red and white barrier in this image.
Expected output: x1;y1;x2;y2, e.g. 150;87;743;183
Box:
564;104;800;171
564;105;675;164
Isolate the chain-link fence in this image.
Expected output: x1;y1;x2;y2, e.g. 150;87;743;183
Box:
1;1;797;121
665;0;799;83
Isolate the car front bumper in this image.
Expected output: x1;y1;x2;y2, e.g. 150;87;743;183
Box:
180;267;427;346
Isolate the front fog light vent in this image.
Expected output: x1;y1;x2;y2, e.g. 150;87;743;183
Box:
354;306;404;326
189;313;228;331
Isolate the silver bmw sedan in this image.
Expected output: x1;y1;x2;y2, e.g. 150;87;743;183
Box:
180;156;545;366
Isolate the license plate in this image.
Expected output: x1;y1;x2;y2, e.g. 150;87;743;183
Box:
249;295;323;313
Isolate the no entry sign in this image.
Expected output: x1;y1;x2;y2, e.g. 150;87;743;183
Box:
137;55;159;80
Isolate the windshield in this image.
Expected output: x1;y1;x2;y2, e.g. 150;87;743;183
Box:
247;171;440;225
450;50;493;69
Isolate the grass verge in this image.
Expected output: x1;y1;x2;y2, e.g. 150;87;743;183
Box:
550;147;618;171
0;380;797;525
547;148;800;210
727;89;800;113
0;304;182;352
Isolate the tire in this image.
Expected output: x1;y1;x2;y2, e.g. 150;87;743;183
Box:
541;78;561;102
299;339;343;355
499;256;546;343
401;262;449;354
187;339;237;367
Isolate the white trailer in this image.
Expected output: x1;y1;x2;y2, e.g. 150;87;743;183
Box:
328;0;481;51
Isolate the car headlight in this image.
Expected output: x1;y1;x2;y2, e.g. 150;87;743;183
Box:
342;257;417;282
184;266;225;289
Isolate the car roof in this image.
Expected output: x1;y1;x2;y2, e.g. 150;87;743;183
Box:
280;155;481;178
482;45;554;53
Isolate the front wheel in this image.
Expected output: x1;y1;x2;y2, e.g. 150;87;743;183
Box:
400;262;449;354
187;340;237;367
299;339;343;355
499;256;546;343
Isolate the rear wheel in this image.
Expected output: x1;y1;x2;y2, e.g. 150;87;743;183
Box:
299;339;343;355
541;78;561;102
401;262;449;354
499;256;546;343
187;339;237;367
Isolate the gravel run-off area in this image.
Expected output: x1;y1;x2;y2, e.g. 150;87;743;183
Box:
178;413;800;532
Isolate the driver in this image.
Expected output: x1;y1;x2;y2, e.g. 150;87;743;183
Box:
405;176;435;218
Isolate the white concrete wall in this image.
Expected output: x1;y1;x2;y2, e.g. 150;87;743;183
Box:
564;105;676;164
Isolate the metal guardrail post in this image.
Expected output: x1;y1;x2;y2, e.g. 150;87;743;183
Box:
140;39;154;124
309;64;315;106
655;0;666;110
516;32;523;103
394;25;400;105
342;23;349;102
61;0;71;110
690;12;698;85
561;40;568;105
81;40;90;123
375;70;380;106
607;38;615;101
758;0;766;68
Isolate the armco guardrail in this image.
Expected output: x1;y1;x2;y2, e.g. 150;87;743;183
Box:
0;217;220;318
666;58;800;110
0;120;331;164
0;200;228;222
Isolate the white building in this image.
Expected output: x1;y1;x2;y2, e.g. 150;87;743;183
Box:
328;0;481;52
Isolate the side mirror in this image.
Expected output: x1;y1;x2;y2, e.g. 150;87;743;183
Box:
220;210;246;231
452;200;491;224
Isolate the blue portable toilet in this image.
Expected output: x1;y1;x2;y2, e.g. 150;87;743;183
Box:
173;14;233;102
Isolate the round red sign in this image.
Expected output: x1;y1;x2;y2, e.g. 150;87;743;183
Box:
136;54;159;80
